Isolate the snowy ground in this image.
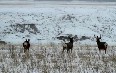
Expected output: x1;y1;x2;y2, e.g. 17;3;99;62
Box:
0;5;116;45
0;2;116;73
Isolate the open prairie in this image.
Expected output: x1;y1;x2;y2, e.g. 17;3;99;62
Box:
0;1;116;73
0;43;116;73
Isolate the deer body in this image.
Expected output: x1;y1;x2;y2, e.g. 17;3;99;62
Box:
95;35;108;54
23;39;30;53
63;37;73;53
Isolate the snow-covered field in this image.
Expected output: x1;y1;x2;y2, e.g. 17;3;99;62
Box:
0;2;116;73
0;5;116;45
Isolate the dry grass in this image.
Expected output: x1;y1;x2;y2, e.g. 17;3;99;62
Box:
0;43;116;73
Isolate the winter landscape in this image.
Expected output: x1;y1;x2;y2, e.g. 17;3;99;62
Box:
0;1;116;73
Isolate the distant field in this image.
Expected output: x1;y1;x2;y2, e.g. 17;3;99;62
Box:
0;1;116;7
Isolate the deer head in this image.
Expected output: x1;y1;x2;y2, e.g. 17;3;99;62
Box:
94;35;101;43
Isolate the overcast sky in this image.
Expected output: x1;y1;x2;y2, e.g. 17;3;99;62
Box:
0;0;116;2
35;0;116;2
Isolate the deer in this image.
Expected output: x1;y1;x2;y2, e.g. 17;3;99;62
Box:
62;37;74;53
94;35;108;54
23;39;30;53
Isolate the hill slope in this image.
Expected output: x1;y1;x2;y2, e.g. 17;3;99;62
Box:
0;6;116;45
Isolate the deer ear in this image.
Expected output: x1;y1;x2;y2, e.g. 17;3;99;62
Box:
28;39;30;41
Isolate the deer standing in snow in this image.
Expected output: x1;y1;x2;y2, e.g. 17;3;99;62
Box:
94;35;108;54
62;37;74;53
23;39;30;53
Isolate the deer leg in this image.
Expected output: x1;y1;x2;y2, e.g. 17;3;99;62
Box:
99;49;101;54
67;49;69;53
28;48;29;51
24;49;26;53
69;49;70;53
71;48;72;53
62;50;64;53
62;49;64;53
27;48;29;53
62;47;65;53
105;50;106;54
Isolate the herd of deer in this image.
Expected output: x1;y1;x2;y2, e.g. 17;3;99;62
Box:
23;35;108;54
